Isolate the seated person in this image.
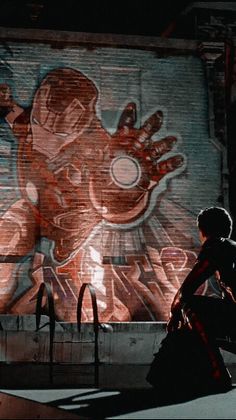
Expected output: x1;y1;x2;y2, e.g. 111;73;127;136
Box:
147;207;236;397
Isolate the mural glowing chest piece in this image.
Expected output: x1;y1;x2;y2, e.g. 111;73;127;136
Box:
110;156;141;189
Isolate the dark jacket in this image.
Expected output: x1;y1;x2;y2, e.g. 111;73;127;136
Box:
171;237;236;313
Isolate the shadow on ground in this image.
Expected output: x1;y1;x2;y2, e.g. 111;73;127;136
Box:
48;387;235;419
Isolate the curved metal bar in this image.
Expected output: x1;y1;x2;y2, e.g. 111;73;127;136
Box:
77;283;99;334
35;282;55;382
77;283;100;386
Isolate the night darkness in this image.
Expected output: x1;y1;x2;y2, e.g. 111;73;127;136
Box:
0;0;192;36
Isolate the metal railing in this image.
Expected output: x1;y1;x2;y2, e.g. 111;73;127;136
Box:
35;280;110;386
77;282;100;387
35;281;56;383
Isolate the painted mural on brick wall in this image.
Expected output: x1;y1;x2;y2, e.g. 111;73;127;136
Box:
0;48;222;322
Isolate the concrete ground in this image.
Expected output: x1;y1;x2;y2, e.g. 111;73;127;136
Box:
1;385;236;419
0;363;235;419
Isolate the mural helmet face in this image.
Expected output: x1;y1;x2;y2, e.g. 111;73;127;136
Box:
30;68;98;157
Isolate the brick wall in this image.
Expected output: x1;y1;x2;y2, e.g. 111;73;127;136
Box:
0;31;223;322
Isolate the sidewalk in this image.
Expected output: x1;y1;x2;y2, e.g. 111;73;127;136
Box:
1;386;236;419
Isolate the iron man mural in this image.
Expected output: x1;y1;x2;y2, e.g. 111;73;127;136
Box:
0;67;201;321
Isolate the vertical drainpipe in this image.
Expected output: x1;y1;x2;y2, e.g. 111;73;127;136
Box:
198;41;230;211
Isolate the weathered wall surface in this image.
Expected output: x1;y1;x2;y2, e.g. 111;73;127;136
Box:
0;30;223;323
0;315;235;388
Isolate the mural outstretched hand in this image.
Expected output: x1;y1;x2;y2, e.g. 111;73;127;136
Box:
89;102;185;224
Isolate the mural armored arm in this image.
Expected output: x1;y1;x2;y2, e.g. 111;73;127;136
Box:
0;84;25;128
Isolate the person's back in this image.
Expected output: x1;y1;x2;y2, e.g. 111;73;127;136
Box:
199;237;236;302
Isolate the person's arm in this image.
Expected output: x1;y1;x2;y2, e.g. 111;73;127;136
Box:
167;258;216;332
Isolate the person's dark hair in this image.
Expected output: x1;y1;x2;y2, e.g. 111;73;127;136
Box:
197;207;233;238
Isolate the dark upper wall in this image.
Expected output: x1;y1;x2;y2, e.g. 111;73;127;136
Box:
0;0;191;36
